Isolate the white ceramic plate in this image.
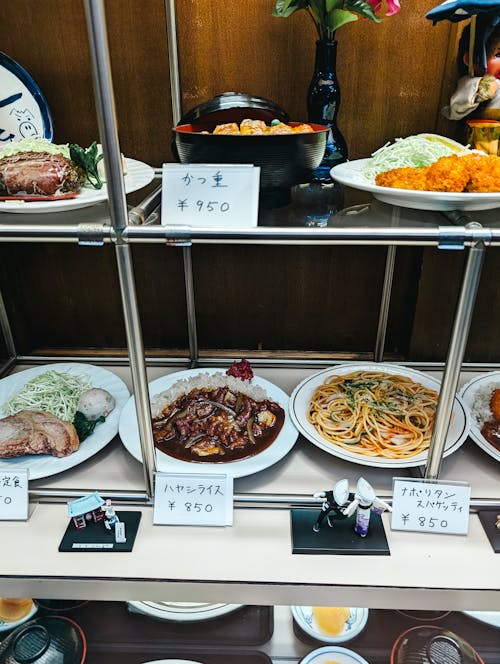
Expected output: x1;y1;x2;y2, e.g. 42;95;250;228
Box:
459;372;500;463
0;157;155;214
463;611;500;629
300;645;369;664
290;363;470;469
291;606;369;644
127;601;242;623
0;362;130;479
331;158;500;211
0;52;53;142
119;368;298;479
0;601;37;632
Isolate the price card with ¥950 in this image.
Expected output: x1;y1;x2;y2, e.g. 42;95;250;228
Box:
0;469;29;520
391;477;470;535
153;472;233;526
161;164;260;228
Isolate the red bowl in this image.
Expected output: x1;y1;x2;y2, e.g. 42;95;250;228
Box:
173;122;329;191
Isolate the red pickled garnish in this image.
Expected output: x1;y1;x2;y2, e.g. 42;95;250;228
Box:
226;359;254;381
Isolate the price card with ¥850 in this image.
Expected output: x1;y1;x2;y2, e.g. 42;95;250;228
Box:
161;164;260;228
391;477;470;535
153;472;233;526
0;469;29;520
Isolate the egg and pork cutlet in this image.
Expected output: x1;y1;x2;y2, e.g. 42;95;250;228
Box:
375;152;500;192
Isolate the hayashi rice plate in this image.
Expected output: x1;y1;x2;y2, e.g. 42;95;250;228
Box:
151;372;285;463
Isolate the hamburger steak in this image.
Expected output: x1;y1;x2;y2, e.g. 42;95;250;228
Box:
0;151;85;197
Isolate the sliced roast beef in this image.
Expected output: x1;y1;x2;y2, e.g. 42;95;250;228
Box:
0;151;85;196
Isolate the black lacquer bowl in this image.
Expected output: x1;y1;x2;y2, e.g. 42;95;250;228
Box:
173;122;329;192
0;616;86;664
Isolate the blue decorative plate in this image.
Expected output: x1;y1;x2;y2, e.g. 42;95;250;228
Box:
0;51;53;145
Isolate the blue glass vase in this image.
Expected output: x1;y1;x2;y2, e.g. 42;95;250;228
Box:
307;39;348;182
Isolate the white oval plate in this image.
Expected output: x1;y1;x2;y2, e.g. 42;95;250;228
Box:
300;645;369;664
0;601;37;632
0;363;130;479
331;158;500;211
292;606;368;644
459;372;500;463
290;363;470;468
0;157;155;214
119;368;298;479
127;601;242;623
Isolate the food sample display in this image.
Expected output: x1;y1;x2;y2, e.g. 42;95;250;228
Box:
292;605;369;644
460;372;500;462
0;137;102;200
306;370;438;460
209;118;315;135
330;134;500;211
290;363;470;468
119;366;298;479
375;152;500;193
0;363;129;479
151;372;285;462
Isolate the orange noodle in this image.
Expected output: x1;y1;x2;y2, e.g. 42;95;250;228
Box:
307;371;438;459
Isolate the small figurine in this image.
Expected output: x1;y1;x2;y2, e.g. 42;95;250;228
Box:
342;478;392;538
441;15;500;122
312;478;351;532
102;499;120;531
495;513;500;530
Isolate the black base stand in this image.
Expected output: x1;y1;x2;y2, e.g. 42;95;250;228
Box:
477;509;500;553
290;508;390;555
59;511;142;552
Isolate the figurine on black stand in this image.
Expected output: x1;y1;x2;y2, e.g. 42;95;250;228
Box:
342;478;392;538
102;498;120;531
312;478;351;532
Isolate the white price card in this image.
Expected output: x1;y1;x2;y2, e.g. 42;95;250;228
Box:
391;477;470;535
153;472;233;526
0;469;29;520
161;163;260;228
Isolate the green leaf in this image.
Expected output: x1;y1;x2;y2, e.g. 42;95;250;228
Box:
326;0;342;10
328;7;359;31
272;0;308;17
344;0;382;22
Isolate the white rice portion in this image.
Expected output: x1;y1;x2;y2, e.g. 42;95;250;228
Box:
470;382;500;427
151;372;268;418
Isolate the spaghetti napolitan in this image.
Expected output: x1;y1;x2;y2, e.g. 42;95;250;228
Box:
307;370;438;459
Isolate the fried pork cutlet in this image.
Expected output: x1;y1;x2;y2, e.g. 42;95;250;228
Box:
375;166;429;190
424;154;470;192
463;153;500;192
375;152;500;193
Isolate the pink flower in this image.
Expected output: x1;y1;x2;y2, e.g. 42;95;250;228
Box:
367;0;401;17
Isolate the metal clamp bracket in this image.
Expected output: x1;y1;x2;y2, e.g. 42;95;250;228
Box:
77;223;108;246
438;226;467;250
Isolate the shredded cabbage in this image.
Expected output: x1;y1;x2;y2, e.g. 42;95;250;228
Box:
364;134;468;181
0;137;70;160
3;370;91;422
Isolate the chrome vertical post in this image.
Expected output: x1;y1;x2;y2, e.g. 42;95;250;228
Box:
374;206;400;362
165;0;182;126
83;0;156;497
425;223;486;479
182;246;199;366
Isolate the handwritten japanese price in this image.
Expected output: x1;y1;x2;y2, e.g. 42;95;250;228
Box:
0;469;29;520
161;164;260;228
391;478;470;535
153;472;233;526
